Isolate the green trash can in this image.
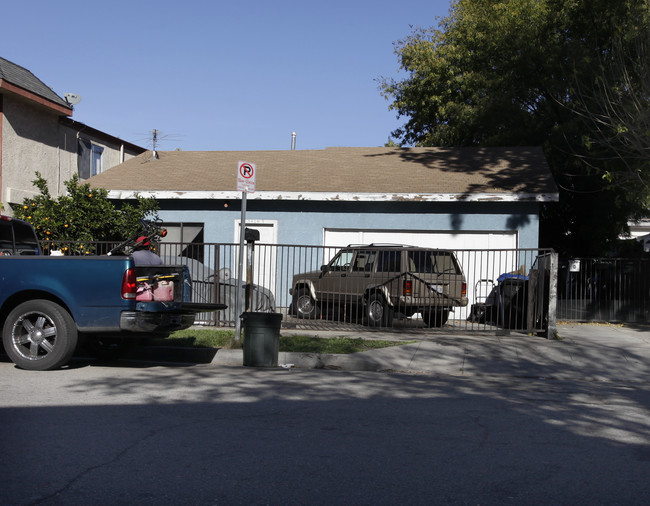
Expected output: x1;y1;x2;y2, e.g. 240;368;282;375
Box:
242;312;282;367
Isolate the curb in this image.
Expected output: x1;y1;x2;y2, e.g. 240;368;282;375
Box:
124;345;379;371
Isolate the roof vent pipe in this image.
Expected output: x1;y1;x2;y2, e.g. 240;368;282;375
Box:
291;132;296;150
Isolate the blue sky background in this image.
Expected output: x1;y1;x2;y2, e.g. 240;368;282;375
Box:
2;0;450;151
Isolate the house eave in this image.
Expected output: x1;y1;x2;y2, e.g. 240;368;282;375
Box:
106;190;559;203
0;78;72;116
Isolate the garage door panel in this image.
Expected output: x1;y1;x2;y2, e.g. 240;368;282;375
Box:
324;229;517;250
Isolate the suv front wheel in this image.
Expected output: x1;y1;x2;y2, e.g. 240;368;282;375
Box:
293;289;319;319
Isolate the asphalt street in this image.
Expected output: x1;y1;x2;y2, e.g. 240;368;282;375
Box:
1;324;649;505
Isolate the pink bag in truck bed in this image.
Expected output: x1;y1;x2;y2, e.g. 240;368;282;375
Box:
153;280;174;301
136;282;153;301
136;279;174;301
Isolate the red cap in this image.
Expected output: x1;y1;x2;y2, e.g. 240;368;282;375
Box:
137;236;151;247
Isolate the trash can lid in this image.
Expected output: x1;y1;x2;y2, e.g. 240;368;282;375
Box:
497;273;529;282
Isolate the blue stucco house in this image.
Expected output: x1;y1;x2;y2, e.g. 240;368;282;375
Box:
88;146;558;252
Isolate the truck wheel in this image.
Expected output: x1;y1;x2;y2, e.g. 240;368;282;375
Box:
423;309;450;328
2;300;78;370
365;293;393;327
293;289;319;319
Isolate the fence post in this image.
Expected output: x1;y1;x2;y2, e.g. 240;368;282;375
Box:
545;252;559;339
213;245;220;327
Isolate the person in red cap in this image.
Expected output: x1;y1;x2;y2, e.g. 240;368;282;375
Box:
131;236;164;266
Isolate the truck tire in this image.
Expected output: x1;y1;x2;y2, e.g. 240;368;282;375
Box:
2;300;78;370
293;289;319;319
365;293;393;328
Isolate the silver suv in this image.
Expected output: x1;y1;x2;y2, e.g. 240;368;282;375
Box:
290;245;468;327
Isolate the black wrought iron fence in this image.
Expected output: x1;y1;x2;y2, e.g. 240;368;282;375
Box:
46;238;649;327
557;258;650;323
43;239;561;332
48;239;555;333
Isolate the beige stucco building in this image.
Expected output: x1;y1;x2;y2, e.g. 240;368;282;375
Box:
0;56;144;213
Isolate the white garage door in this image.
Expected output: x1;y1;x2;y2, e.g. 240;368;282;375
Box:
323;229;517;250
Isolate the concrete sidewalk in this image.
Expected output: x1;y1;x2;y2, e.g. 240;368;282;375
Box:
202;323;650;382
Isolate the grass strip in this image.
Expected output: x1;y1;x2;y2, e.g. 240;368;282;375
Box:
148;328;413;354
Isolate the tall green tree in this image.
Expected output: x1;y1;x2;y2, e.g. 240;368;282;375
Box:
381;0;650;257
12;173;159;254
571;35;650;199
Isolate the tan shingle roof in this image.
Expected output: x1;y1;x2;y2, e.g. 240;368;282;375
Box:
88;146;558;199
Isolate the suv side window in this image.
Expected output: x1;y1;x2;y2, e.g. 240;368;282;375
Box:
0;221;14;252
408;250;460;274
352;250;376;272
432;252;460;274
13;221;40;255
376;250;401;272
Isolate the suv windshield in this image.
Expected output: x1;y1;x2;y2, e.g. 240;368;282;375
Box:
329;250;354;271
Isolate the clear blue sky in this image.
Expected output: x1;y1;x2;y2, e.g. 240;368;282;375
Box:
2;0;450;151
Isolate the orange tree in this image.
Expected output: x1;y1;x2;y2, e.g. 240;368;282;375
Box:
12;173;159;254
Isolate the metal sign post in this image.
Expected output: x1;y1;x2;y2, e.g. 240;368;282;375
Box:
234;161;256;342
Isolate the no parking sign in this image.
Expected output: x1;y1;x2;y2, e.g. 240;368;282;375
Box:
237;161;256;193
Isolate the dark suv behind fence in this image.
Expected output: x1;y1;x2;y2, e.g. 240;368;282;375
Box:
0;216;42;256
289;244;468;327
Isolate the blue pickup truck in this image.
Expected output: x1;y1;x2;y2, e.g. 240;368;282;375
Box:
0;216;222;370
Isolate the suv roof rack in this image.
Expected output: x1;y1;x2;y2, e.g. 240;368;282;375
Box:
346;243;417;248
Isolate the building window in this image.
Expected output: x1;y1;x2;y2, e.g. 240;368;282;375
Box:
159;223;205;261
91;145;104;176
